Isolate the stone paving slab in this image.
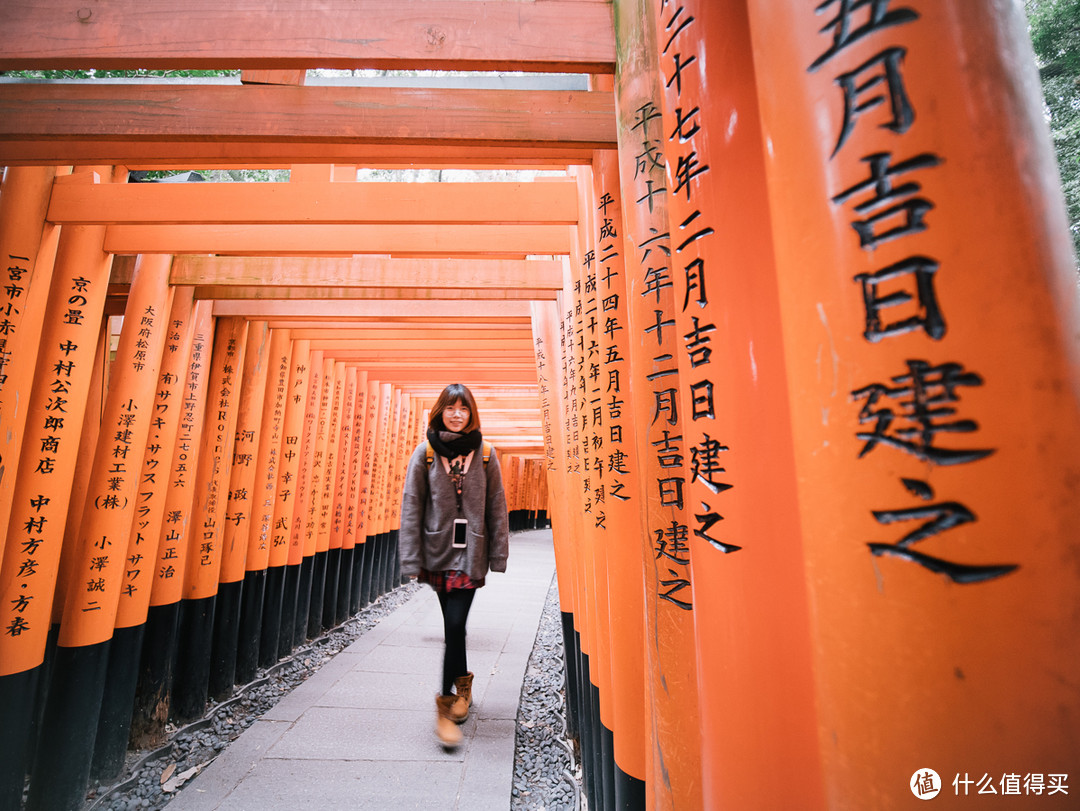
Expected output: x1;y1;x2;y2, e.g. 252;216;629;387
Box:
165;529;555;811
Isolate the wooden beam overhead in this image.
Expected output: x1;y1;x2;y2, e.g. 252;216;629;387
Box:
103;223;570;256
47;180;578;226
185;286;557;301
211;300;534;318
166;256;564;290
0;0;615;73
0;85;615;167
0;141;600;168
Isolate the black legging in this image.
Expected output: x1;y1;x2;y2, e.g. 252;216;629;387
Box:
437;588;476;695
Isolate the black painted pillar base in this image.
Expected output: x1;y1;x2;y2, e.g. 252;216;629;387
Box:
323;546;341;630
172;595;216;722
209;580;243;701
374;533;387;598
259;565;285;668
294;556;314;644
580;652;599;811
560;611;580;739
237;568;267;683
391;529;404;586
0;665;42;810
130;602;180;748
91;624;146;782
336;546;354;623
601;718;616;811
305;552;326;640
26;640;111;811
361;538;376;606
349;543;365;613
278;563;300;659
615;764;647;810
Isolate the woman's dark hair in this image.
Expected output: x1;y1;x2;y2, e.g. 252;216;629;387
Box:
429;383;480;433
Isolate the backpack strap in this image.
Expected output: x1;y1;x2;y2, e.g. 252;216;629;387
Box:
426;440;493;468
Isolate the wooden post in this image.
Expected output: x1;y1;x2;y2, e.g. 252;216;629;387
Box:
0;200;113;808
172;316;248;721
650;1;829;806
345;369;369;613
0;166;59;557
271;339;311;658
613;0;704;806
304;356;335;637
591;147;648;807
330;364;357;624
317;361;346;630
289;348;322;643
220;320;271;690
747;0;1080;804
92;268;185;781
253;328;292;668
29;251;169;810
129;292;205;747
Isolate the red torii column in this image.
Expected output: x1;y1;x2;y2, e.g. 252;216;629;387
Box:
172;316;248;721
650;1;828;807
614;0;704;806
251;327;293;668
215;319;271;694
0;167;115;809
748;1;1080;805
0;166;61;555
591;146;648;808
271;338;311;657
28;252;171;811
126;290;202;746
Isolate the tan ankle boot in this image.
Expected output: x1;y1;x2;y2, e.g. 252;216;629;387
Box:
449;671;473;723
435;695;462;747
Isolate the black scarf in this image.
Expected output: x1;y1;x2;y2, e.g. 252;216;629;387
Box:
426;426;482;460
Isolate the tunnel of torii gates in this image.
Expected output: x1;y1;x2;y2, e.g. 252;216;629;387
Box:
0;1;1078;810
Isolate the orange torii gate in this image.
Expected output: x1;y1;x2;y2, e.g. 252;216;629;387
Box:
0;2;1079;810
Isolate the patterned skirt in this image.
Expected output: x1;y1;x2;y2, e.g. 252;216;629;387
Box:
419;568;481;592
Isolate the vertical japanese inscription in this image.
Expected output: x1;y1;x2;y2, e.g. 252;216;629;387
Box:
807;0;1013;582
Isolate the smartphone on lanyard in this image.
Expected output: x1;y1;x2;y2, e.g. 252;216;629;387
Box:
452;518;468;548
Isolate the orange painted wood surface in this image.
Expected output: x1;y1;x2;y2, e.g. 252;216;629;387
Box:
149;301;215;608
652;0;828;806
182;317;249;601
166;256;565;290
0;166;58;564
0;222;113;675
192;285;560;302
212;300;535;319
47;181;578;226
219;321;271;584
250;329;292;572
749;0;1080;805
588;150;647;784
330;366;357;551
0;0;615;73
58;255;172;647
289;350;323;561
115;287;196;628
102;223;570;256
271;340;311;567
613;0;703;804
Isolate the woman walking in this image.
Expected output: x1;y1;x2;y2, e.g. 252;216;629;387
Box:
399;383;509;748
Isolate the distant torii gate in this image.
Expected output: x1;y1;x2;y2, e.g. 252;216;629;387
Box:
0;2;1079;810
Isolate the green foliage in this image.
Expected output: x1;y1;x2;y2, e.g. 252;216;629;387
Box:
1027;0;1080;260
